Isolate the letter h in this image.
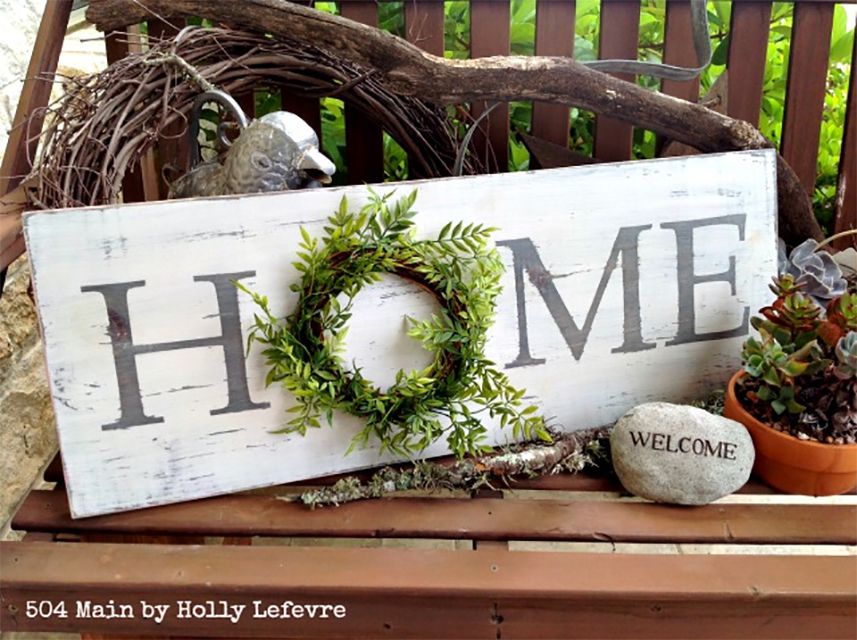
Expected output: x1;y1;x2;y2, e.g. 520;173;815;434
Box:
81;271;269;430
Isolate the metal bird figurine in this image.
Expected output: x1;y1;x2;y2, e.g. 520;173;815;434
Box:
169;90;335;199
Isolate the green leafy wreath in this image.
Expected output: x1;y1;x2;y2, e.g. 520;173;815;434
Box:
239;189;549;458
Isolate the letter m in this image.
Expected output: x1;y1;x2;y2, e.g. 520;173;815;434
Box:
498;226;654;368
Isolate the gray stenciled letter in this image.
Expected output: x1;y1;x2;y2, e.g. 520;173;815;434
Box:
497;226;654;368
661;215;750;346
81;271;269;430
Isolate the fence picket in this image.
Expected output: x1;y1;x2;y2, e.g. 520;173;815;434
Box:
833;21;856;248
727;1;772;127
340;1;385;184
105;29;159;203
148;19;186;199
531;0;576;150
594;0;641;161
405;0;445;56
661;0;699;103
470;0;511;173
780;2;835;196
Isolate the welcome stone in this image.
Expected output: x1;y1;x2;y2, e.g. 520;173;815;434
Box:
611;402;754;505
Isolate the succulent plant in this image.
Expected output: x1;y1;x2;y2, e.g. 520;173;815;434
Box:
834;332;857;380
831;378;857;439
827;293;857;334
779;238;847;305
741;256;857;443
741;333;827;415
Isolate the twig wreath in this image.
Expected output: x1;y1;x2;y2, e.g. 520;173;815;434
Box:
239;190;550;458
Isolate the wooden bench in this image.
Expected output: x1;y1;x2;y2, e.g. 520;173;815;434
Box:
3;456;856;638
1;1;856;637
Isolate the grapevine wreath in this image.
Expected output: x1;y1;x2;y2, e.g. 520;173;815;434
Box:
240;190;550;458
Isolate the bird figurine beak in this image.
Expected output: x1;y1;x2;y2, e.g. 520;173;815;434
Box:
299;149;336;186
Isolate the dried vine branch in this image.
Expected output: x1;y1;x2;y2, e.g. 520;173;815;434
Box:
87;0;822;245
31;27;479;211
293;427;611;508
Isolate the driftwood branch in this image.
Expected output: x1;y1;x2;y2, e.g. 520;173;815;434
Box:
87;0;822;244
292;427;611;508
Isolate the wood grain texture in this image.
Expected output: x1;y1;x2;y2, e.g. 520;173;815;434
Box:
780;1;835;196
470;0;511;173
661;0;699;104
23;151;778;517
0;0;72;195
147;19;186;199
727;1;772;127
340;1;384;185
44;451;835;494
2;542;855;638
594;0;641;162
104;29;159;204
14;489;857;544
531;0;575;147
404;0;445;56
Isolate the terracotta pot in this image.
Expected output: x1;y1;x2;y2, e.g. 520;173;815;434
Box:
723;371;857;496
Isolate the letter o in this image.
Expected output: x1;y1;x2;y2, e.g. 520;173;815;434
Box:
692;439;704;455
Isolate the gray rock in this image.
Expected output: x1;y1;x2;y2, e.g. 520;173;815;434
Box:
611;402;754;505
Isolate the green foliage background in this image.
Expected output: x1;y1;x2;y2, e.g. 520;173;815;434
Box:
259;1;854;231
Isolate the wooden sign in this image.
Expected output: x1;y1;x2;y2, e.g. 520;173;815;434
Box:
25;149;778;517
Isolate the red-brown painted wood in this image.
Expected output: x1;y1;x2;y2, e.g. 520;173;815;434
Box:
104;30;159;203
531;0;575;149
0;0;72;195
727;1;772;127
235;90;256;120
833;16;857;248
340;1;384;184
13;489;857;545
470;0;510;173
404;0;445;56
594;0;641;161
147;19;185;199
2;542;854;638
45;452;847;494
661;0;699;103
780;1;835;197
280;90;322;140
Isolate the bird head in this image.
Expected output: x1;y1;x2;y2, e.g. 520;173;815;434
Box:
223;111;336;194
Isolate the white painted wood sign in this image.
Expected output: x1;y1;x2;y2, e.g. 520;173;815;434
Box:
25;150;778;518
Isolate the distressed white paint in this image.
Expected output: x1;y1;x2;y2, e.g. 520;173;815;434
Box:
24;150;778;518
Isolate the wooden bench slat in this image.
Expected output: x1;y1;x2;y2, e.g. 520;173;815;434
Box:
404;0;445;56
780;1;835;196
593;0;640;162
531;0;576;149
833;22;856;248
13;490;856;545
470;0;511;173
726;1;772;127
44;453;849;495
2;542;854;638
340;1;385;184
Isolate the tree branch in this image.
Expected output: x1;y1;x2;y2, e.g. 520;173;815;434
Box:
86;0;822;244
